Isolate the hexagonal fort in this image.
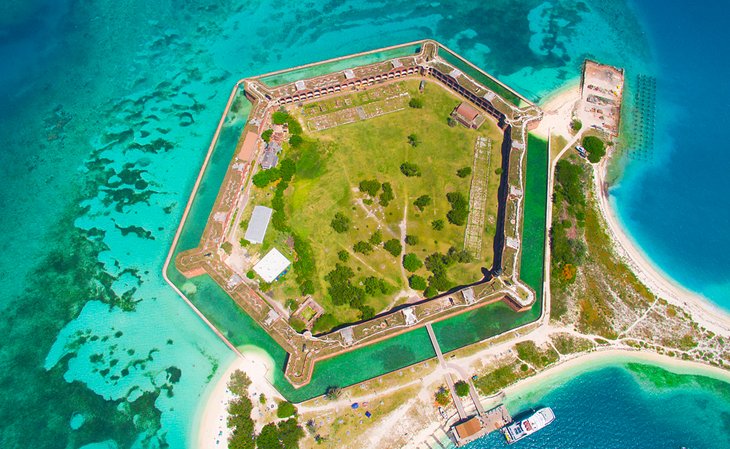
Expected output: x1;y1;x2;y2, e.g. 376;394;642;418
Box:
174;40;543;387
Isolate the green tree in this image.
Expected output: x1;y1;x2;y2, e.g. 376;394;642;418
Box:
359;179;381;197
408;97;423;108
446;192;469;226
261;129;273;143
369;229;383;245
456;167;472;178
379;182;394;206
405;234;418;245
288;134;303;148
272;110;290;125
403;253;423;272
337;250;350;262
494;167;503;175
252;168;281;187
454;380;470;397
413;195;432;211
330;212;351;233
423;286;438;298
353;241;373;255
359;305;375;320
431;219;445;231
408;275;427;290
276;401;297;419
400;162;421;177
325;386;342;400
383;239;403;257
583;135;606;162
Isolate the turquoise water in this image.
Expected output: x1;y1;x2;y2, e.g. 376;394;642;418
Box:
609;0;730;307
464;363;730;449
1;0;728;447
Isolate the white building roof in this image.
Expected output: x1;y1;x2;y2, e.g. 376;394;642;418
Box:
449;68;462;79
343;69;356;80
253;248;291;283
244;205;273;244
295;80;307;91
391;59;403;68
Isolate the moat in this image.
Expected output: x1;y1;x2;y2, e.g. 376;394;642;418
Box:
166;40;548;394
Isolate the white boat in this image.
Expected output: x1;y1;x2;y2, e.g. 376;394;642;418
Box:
502;407;555;444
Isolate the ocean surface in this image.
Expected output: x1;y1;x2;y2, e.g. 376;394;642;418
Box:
0;0;728;448
464;362;730;449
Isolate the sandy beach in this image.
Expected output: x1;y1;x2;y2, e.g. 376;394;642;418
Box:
195;346;282;449
532;79;581;140
593;160;730;336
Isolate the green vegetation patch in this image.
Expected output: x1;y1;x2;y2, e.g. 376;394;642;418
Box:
253;80;503;330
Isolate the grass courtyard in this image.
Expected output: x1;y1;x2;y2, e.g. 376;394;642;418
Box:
242;80;504;332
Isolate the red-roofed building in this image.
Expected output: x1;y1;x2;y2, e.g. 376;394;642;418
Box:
452;102;486;129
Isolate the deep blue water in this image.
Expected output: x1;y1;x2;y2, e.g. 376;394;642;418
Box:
1;1;729;448
610;0;730;305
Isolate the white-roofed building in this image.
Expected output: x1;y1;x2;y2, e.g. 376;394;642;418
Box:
343;69;356;80
253;248;291;283
244;205;273;244
295;80;307;91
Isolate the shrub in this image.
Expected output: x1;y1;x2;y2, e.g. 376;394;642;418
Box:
431;219;445;231
456;167;472;178
571;119;583;131
383;239;403;256
408;97;423;108
285;298;298;311
276;401;297;418
447;116;457;127
353;241;373;255
409;275;427;290
435;386;450;406
246;270;255;279
400;162;421;177
494;167;503;175
583;136;606;162
261;129;273;143
259;393;266;404
359;179;381;197
289;317;306;333
405;235;418;245
330;212;351;233
413;194;432;211
337;250;350;262
359;305;375;320
454;380;469;397
369;230;383;245
403;253;423;272
407;133;421;147
220;241;233;254
379;182;394;206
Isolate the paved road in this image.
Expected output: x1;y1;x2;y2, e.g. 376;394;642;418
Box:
426;324;468;420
